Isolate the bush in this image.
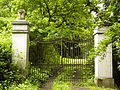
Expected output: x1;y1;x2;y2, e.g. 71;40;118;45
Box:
28;66;50;86
0;23;26;89
8;79;39;90
0;31;11;80
0;31;12;89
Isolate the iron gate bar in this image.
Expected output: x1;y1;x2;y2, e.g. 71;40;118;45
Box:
31;64;93;66
29;37;94;82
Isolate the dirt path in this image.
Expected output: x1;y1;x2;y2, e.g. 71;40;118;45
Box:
39;80;53;90
39;80;90;90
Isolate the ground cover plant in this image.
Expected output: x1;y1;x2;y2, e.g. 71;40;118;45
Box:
0;0;120;89
52;78;118;90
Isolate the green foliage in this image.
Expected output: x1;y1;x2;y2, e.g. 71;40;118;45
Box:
42;43;61;64
94;23;120;70
52;80;72;90
29;42;61;65
0;0;16;87
106;23;120;43
0;64;26;89
96;0;120;49
52;78;118;90
0;1;24;88
29;42;62;88
80;77;95;86
8;79;39;90
56;67;75;81
0;32;11;75
103;0;120;22
104;24;120;60
56;65;94;83
53;58;94;83
28;66;50;85
0;21;12;89
0;0;114;89
95;0;120;60
80;78;118;90
89;87;118;90
9;0;96;40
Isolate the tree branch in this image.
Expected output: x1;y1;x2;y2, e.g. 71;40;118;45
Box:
43;0;51;22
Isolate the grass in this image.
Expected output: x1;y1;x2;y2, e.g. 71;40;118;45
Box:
52;80;119;90
52;80;72;90
87;86;118;90
79;78;119;90
55;57;94;82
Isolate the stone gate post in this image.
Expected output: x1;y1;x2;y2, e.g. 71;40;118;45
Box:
11;9;29;76
94;26;114;87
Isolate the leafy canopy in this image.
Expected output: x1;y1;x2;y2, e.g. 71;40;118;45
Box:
9;0;99;40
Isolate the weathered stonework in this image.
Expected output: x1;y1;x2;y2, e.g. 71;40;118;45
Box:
18;9;26;20
95;78;114;88
12;19;29;76
94;26;114;88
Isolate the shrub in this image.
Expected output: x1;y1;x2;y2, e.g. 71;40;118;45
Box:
0;31;12;89
28;66;50;86
0;24;25;89
8;79;39;90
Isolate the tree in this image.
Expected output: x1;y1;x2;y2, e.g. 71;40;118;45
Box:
10;0;99;41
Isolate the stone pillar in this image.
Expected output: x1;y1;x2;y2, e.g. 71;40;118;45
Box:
94;26;114;87
12;19;29;76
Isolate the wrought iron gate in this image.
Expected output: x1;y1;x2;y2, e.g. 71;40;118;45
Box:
29;38;94;82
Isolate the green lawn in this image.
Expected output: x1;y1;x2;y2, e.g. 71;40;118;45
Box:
52;80;118;90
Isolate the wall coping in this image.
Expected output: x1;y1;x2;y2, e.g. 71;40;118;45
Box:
94;26;108;35
12;20;29;25
11;30;29;33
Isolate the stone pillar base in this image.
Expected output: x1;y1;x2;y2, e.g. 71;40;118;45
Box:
95;78;114;88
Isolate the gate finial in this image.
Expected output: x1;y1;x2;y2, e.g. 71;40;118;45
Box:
18;9;26;20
